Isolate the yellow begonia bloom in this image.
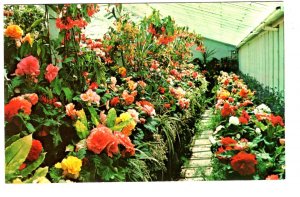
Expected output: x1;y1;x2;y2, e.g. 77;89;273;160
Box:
12;178;23;184
76;109;87;124
61;156;82;178
4;25;23;39
55;162;62;169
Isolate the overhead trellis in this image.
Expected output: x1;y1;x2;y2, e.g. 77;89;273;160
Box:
85;2;283;46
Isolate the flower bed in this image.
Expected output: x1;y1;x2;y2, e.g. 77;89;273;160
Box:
4;4;208;183
208;71;285;180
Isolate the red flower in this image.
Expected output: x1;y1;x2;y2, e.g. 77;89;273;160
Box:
221;137;237;147
110;96;120;107
192;72;198;79
89;82;98;90
221;102;235;117
164;103;171;109
239;88;248;98
45;64;59;83
228;97;234;103
268;114;284;127
147;23;156;35
224;79;229;86
114;132;135;157
15;56;40;77
22;93;38;105
266;174;279;180
86;125;117;155
5;97;32;121
230;151;257;176
19;163;27;171
158;35;175;45
239;110;250;124
26;140;43;161
158;87;165;94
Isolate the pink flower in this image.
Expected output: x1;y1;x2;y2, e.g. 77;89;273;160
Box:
15;56;40;77
127;109;140;123
45;64;59;83
80;89;100;105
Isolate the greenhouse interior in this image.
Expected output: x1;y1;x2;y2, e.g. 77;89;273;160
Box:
4;1;289;184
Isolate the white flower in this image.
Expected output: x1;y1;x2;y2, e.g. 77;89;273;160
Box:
209;135;217;144
229;116;240;125
214;125;224;134
255;128;261;135
254;104;271;114
236;133;241;139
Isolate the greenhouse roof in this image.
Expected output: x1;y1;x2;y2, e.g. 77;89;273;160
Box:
86;1;283;46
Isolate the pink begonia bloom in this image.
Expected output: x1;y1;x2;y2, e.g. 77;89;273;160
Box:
66;103;77;118
141;105;156;116
15;55;40;77
80;89;100;105
45;64;59;83
109;77;118;91
127;109;140;123
100;111;107;125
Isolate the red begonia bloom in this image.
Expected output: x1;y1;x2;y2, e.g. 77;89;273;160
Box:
268;114;284;127
230;151;257;176
5;97;32;121
110;96;120;107
26;140;43;161
239;88;248;98
239;110;250;124
221;102;235;117
221;137;237;147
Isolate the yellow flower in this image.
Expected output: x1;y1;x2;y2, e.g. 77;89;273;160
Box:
59;156;82;179
76;109;87;125
4;25;23;39
12;178;23;184
22;33;34;46
74;120;89;139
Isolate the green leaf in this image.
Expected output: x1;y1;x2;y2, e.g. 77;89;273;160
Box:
49;167;62;183
25;122;35;133
106;108;117;128
5;134;21;148
24;167;49;183
27;18;44;32
88;107;99;126
111;119;132;131
62;87;73;102
5;135;32;179
52;78;62;95
10;76;24;89
20;153;46;178
63;57;74;63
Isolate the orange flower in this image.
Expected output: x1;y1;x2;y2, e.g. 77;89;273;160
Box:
5;96;32;121
22;33;34;46
4;25;23;39
122;90;135;105
121;123;135;136
66;103;77;118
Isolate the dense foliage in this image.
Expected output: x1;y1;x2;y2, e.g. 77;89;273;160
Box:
4;4;208;183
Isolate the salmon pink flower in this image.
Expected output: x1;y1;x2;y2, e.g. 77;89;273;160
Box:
266;174;279;180
45;64;59;83
80;89;100;105
66;103;77;118
15;56;40;77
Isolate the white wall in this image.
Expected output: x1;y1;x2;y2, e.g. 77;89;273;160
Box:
238;17;284;93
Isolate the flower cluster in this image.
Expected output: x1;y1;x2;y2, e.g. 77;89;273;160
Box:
211;71;285;179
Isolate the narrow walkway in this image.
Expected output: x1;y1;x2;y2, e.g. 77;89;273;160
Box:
179;109;213;181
